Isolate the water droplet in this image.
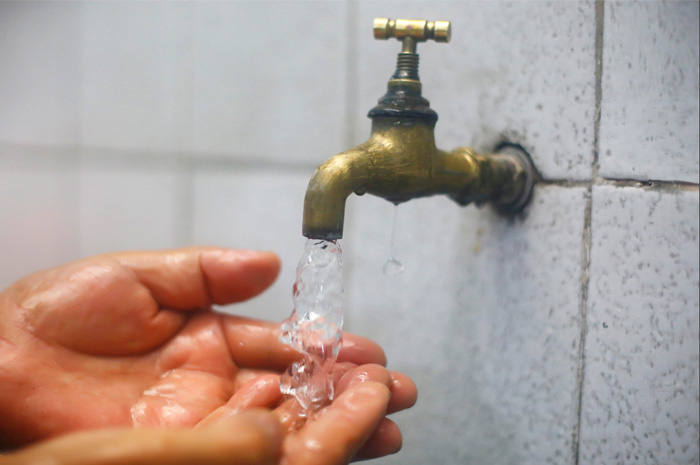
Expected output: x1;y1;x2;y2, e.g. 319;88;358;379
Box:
384;205;404;277
383;258;404;276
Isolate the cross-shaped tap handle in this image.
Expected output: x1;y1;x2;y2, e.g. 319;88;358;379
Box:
374;18;451;51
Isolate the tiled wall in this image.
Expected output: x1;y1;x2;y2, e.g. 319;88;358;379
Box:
0;2;697;464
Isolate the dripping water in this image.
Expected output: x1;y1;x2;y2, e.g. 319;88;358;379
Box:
383;204;404;276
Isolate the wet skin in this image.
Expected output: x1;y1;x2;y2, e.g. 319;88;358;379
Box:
0;248;417;464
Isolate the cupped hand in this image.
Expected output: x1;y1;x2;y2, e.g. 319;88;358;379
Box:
0;248;416;464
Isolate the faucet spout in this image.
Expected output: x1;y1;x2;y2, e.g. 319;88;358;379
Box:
302;144;371;240
302;118;435;239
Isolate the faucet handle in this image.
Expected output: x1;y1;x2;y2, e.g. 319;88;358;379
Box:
374;18;451;44
370;17;449;109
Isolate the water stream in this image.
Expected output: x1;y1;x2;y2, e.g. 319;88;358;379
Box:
278;239;344;417
278;208;403;423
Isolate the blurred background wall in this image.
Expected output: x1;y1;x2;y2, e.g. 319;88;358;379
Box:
0;1;698;463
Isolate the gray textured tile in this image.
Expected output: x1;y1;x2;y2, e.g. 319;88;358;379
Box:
344;185;587;464
354;1;596;181
0;2;82;146
599;1;699;183
192;1;349;164
580;186;699;464
191;166;310;322
81;2;195;153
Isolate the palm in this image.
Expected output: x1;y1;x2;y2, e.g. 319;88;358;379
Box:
23;311;245;431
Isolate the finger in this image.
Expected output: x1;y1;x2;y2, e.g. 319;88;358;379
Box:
9;256;190;355
273;362;374;433
234;368;282;389
223;317;386;370
274;364;396;434
282;382;391;465
3;410;282;465
353;418;402;461
113;248;281;310
197;375;282;428
338;334;387;367
325;367;410;461
335;366;417;414
387;371;417;414
334;364;392;397
331;362;360;386
330;367;411;460
275;397;307;433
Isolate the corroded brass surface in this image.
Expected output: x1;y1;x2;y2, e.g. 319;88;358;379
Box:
302;117;535;239
374;18;451;43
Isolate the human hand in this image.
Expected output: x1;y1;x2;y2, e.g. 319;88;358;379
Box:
0;248;416;464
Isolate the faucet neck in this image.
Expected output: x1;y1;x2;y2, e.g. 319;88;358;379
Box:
368;50;438;124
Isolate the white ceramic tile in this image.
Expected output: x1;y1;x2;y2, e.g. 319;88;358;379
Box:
599;1;699;183
0;148;81;291
81;2;195;154
192;1;348;164
0;2;82;146
192;166;310;322
344;185;587;464
79;153;187;257
580;186;699;464
354;2;596;181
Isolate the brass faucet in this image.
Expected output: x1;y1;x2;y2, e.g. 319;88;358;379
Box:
302;18;537;240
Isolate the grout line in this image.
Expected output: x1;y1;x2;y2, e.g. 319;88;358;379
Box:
176;4;201;250
537;179;590;188
192;156;318;173
76;3;87;259
76;145;319;173
572;0;605;463
3;142;697;191
177;157;196;247
573;183;593;465
538;177;699;191
593;177;700;191
178;3;198;248
344;0;360;149
342;0;360;328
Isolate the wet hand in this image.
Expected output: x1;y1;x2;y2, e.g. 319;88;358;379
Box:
0;247;416;463
199;363;416;463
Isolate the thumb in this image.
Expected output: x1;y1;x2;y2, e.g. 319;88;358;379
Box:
1;410;283;465
113;248;281;310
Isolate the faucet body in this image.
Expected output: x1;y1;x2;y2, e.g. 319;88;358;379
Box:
303;116;533;239
302;18;536;240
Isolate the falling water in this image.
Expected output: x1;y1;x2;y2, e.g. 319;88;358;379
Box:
383;204;404;276
279;239;344;415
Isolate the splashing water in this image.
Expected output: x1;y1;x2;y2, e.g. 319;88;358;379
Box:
279;239;344;415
